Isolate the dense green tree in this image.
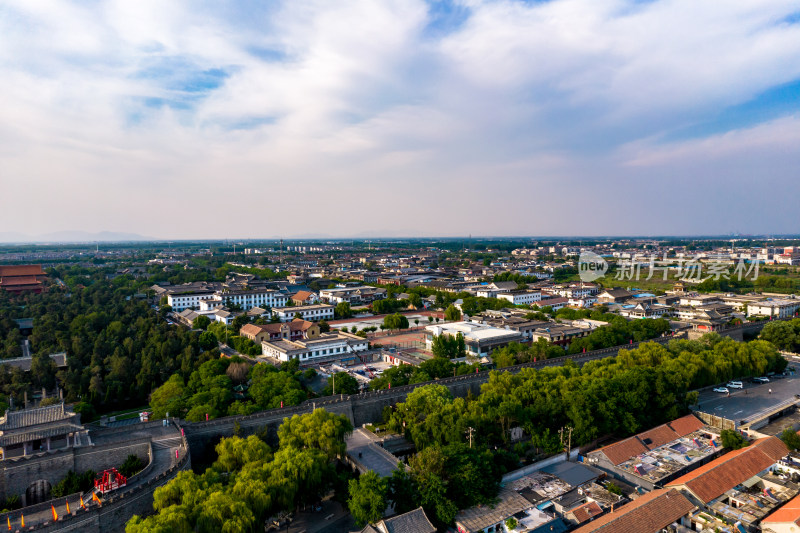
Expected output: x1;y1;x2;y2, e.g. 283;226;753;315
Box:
444;305;461;321
192;315;211;330
335;302;353;319
383;313;409;331
277;409;353;460
720;429;749;450
348;471;388;527
323;372;360;396
781;428;800;451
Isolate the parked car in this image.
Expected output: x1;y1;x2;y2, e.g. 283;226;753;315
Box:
713;387;729;394
727;381;743;389
753;377;770;383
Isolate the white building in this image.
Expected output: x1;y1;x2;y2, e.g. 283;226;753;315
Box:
261;332;368;363
319;286;387;305
272;304;335;323
167;289;217;312
747;299;800;319
425;321;523;357
199;289;287;311
497;291;542;306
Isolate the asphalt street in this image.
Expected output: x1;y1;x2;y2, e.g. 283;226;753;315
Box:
696;374;800;424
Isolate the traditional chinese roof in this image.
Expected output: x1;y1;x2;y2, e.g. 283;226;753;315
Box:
572;489;694;533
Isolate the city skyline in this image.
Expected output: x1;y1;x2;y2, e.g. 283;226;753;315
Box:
2;0;799;239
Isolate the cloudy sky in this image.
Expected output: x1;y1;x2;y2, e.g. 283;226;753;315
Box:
1;0;799;240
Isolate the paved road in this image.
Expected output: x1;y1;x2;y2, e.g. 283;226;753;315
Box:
345;429;400;478
696;376;800;424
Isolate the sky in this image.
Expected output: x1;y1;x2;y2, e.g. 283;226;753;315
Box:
1;0;799;240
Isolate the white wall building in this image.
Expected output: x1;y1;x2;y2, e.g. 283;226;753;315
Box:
425;321;523;357
497;291;542;306
261;332;368;363
747;299;800;319
272;304;335;323
167;290;216;312
199;289;287;311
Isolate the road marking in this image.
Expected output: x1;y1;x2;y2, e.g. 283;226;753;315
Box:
715;406;724;411
734;410;743;415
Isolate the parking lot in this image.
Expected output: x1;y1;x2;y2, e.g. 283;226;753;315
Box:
696;373;800;425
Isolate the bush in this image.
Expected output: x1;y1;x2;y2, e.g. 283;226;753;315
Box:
119;454;145;478
51;470;96;498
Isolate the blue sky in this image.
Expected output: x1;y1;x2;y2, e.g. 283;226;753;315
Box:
0;0;799;239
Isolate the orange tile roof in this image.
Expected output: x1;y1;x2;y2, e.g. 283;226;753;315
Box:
0;265;45;277
667;414;705;436
597;436;649;466
594;414;706;465
763;494;800;524
292;290;314;300
666;436;788;503
571;501;604;524
573;489;694;533
638;425;680;450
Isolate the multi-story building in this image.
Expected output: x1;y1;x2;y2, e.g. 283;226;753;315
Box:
272;304;335;323
747;299;800;319
319;286;387;305
167;288;217;312
260;332;368;363
199;289;287;311
497;290;542;306
240;320;320;343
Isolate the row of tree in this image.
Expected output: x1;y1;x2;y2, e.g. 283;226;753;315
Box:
127;409;352;532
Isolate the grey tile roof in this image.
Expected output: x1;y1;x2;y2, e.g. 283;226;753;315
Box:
456;490;533;532
380;508;436;533
0;403;70;430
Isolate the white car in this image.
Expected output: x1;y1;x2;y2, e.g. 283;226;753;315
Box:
753;377;770;383
727;381;743;389
713;387;729;394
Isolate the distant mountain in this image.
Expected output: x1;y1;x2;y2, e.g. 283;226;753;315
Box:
0;231;154;243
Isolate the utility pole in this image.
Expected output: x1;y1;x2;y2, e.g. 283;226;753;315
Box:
466;426;475;448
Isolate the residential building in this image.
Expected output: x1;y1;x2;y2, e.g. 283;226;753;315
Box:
531;324;589;348
319;286;387;305
0;265;47;294
272;303;334;322
241;320;320;343
596;289;635;304
497;291;542;306
572;488;696;533
290;290;320;305
538;297;569;311
261;331;368;363
355;507;436;533
200;288;287;311
762;493;800;533
425;322;523;357
455;488;540;533
586;414;718;490
748;299;800;319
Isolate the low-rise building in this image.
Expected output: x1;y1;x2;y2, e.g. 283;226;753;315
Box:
572;488;696;533
261;332;368;363
497;291;542;306
320;286;387;305
200;288;287;311
425;322;524;357
748;299;800;319
290;290;320;305
241;320;320;343
272;303;335;323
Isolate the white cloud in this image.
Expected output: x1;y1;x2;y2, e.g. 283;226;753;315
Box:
0;0;798;238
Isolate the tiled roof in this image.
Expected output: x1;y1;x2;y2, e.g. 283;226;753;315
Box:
456;489;532;532
0;276;43;286
666;436;788;503
571;501;603;524
667;414;705;436
0;403;69;430
762;493;800;524
379;507;436;533
638;425;680;450
0;265;45;277
292;290;315;300
572;489;694;533
598;437;649;466
595;414;706;465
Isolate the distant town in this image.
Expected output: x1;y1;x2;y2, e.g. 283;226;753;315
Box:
2;237;800;533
